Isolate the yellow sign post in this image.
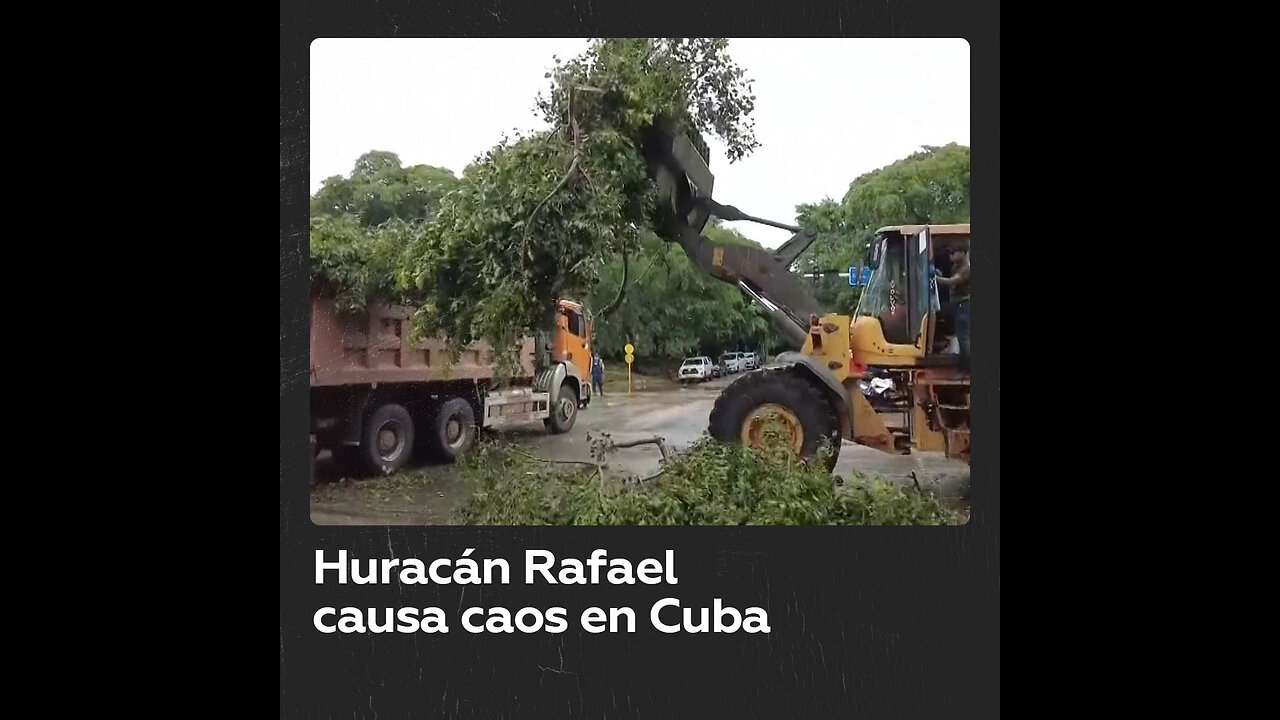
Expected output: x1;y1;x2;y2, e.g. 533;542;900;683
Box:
624;343;635;394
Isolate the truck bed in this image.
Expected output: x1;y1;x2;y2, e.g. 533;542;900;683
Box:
309;292;537;388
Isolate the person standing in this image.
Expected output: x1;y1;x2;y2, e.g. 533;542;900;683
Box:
935;245;970;369
591;354;605;396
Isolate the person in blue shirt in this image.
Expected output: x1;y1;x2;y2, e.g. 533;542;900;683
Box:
591;354;605;396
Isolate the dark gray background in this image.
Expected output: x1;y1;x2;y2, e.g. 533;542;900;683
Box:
281;3;1000;716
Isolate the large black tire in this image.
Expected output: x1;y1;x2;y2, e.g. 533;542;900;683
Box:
427;397;476;462
544;382;578;434
360;403;415;475
708;368;842;469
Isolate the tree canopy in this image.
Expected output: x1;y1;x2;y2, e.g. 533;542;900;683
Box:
310;151;459;227
308;152;460;313
398;38;760;360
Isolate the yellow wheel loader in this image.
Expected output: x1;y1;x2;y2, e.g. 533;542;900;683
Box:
641;121;970;467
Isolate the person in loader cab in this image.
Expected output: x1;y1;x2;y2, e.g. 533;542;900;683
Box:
935;244;970;367
929;244;950;305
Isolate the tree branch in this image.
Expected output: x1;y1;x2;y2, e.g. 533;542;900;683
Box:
632;253;660;286
510;447;601;470
595;250;628;319
610;436;671;460
521;153;580;246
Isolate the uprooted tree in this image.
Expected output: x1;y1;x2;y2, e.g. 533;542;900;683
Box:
397;38;760;363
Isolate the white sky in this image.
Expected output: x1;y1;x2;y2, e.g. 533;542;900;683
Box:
310;38;970;248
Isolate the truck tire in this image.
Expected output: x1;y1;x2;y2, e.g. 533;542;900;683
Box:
544;382;578;434
429;398;476;462
360;403;414;475
708;368;842;470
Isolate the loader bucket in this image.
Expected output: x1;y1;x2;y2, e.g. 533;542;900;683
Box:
641;120;715;237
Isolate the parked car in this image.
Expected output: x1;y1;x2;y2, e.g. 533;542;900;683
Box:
678;356;715;383
721;353;742;374
741;353;759;371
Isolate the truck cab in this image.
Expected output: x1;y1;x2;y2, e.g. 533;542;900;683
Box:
553;299;593;391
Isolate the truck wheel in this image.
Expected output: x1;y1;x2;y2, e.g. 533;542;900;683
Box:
361;403;414;475
708;369;842;469
544;382;578;434
429;398;476;462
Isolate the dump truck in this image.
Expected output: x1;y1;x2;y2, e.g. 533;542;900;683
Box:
639;121;971;466
309;289;594;476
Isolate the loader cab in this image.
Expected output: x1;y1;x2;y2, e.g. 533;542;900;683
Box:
553;299;593;382
852;224;970;365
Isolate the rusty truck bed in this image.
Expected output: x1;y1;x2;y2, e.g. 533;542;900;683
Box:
309;292;537;388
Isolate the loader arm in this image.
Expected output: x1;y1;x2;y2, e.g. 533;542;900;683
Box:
642;122;822;348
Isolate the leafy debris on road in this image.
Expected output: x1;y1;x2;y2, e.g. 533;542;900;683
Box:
454;430;961;526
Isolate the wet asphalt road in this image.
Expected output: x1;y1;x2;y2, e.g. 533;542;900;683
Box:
496;374;970;498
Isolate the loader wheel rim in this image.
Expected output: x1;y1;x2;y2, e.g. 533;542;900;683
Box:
740;403;803;454
445;418;462;446
559;397;576;422
376;420;405;461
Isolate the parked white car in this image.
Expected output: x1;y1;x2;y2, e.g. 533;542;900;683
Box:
678;356;715;382
741;353;759;371
721;353;742;374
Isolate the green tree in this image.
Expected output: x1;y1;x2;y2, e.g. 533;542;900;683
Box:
586;224;780;368
794;198;861;315
841;143;969;230
310;151;460;227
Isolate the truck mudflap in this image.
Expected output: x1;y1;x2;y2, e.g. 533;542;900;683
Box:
534;363;573;410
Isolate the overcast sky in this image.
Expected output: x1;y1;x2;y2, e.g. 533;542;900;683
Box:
310;38;969;248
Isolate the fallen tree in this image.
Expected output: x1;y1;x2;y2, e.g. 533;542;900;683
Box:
309;215;417;313
453;431;962;526
398;38;760;362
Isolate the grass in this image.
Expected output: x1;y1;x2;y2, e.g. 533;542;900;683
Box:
597;364;681;393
